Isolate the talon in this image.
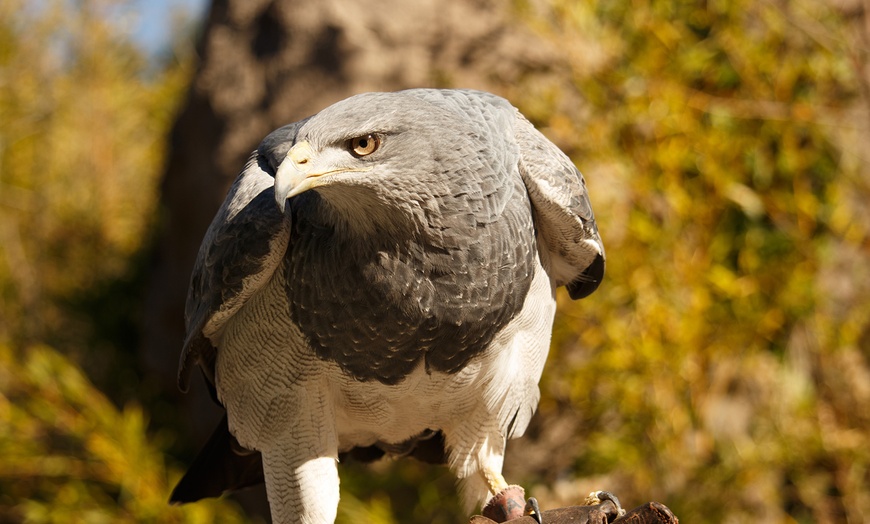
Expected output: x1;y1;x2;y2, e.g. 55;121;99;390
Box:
583;490;626;518
583;491;601;506
524;497;542;524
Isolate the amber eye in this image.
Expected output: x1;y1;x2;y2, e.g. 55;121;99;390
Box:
349;134;380;157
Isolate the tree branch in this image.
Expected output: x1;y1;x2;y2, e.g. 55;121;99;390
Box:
470;501;678;524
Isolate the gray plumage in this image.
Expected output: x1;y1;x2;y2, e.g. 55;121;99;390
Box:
171;89;604;524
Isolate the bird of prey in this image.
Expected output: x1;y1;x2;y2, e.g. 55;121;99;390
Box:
170;88;604;524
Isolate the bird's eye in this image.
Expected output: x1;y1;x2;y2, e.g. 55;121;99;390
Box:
349;134;380;157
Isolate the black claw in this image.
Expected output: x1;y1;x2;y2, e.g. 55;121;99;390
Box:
524;497;542;524
594;491;625;517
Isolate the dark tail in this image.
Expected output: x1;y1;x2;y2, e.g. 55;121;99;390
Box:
169;414;265;504
170;418;447;504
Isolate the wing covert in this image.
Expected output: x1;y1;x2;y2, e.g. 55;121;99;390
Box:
514;111;605;299
177;152;291;391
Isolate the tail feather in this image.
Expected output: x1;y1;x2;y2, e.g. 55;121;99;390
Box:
170;414;265;503
170;419;449;504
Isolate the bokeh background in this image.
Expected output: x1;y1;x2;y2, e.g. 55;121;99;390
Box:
1;0;869;522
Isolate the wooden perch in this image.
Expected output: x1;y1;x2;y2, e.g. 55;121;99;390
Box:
470;500;679;524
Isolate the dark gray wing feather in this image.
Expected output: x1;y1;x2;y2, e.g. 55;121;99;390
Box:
401;88;603;298
177;152;291;391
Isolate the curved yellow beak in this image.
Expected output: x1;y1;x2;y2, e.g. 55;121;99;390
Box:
274;141;372;212
274;141;317;212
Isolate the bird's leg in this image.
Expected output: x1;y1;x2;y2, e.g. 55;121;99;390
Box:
482;468;510;494
477;469;543;523
262;449;339;524
249;388;339;524
447;425;542;522
479;468;538;523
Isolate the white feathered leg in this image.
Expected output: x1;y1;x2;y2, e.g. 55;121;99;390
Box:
257;386;338;524
263;451;339;524
221;379;339;524
446;424;509;511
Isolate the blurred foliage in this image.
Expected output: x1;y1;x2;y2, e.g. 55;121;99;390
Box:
0;0;188;391
500;1;870;523
0;343;248;522
0;345;394;522
0;0;247;520
2;0;869;523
